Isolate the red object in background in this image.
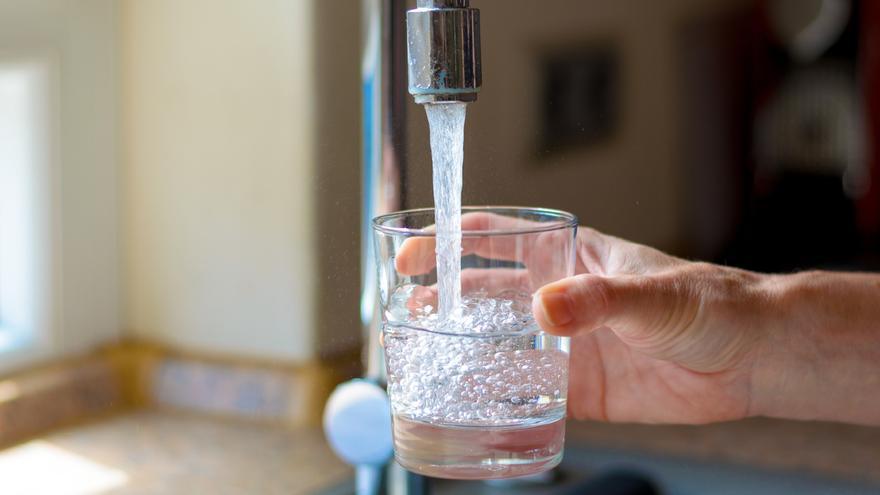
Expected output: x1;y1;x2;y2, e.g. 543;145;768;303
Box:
858;0;880;237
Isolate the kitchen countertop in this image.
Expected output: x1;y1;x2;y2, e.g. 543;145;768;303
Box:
2;410;877;494
566;417;880;485
0;410;352;495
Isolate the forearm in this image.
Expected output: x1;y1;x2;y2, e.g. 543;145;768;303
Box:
750;271;880;425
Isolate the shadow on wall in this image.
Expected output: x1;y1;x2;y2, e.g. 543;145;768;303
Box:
312;1;363;360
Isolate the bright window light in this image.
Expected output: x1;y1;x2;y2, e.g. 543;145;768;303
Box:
0;441;129;494
0;57;53;358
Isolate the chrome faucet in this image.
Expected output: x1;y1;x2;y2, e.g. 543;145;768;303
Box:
361;0;482;382
324;1;481;494
407;0;481;104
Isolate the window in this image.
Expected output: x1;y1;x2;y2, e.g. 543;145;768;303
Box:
0;56;54;364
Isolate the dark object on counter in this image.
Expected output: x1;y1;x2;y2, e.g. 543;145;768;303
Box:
558;469;660;495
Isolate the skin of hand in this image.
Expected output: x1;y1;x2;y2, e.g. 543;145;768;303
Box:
532;228;772;425
396;213;880;426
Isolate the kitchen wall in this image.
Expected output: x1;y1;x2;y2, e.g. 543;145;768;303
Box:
308;0;753;363
405;0;752;253
311;1;362;359
52;0;755;367
0;0;120;371
1;0;754;370
122;0;319;362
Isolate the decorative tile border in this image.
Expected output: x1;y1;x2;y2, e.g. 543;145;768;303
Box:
0;341;360;446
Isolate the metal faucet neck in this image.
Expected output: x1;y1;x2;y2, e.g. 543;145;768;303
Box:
416;0;469;8
407;0;481;104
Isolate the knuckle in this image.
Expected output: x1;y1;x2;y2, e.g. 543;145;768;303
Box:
575;275;615;317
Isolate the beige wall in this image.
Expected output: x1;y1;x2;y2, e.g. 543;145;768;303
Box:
1;0;752;369
122;0;319;362
0;0;120;371
405;0;750;252
121;0;751;363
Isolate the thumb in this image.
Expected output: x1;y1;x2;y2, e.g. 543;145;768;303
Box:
532;273;698;345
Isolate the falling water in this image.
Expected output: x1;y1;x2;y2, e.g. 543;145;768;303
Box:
425;102;467;321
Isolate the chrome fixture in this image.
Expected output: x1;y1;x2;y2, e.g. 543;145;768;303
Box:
324;1;481;494
407;0;482;104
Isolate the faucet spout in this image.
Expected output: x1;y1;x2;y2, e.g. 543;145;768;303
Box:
407;0;481;104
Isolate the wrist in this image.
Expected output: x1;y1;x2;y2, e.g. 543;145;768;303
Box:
747;272;812;419
748;271;880;425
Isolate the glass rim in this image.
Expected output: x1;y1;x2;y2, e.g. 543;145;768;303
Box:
383;321;544;340
372;206;578;237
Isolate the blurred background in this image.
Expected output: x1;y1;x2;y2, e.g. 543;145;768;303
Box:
0;0;878;493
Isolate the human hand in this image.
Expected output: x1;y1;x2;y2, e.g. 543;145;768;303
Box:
396;213;777;424
397;212;880;426
530;226;775;424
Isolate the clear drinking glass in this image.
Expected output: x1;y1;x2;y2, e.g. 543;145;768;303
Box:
373;206;578;480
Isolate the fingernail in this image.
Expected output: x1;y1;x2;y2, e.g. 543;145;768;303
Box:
538;291;574;327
